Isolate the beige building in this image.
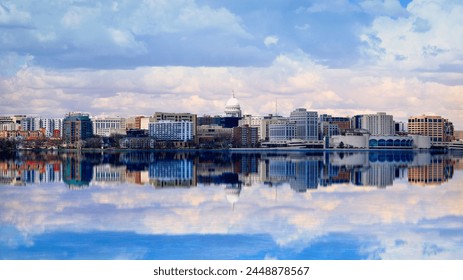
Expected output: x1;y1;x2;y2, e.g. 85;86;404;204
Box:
408;115;454;143
455;130;463;140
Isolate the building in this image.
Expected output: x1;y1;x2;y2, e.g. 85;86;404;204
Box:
232;125;258;147
290;108;318;141
63;112;93;146
239;114;283;141
361;112;394;136
126;116;144;130
408;115;454;143
455;130;463;140
22;117;41;132
148;120;193;142
151;112;197;141
224;93;242;118
268;118;296;142
319;114;351;139
330;134;431;149
92;117;127;136
198;115;241;128
197;125;233;146
41;118;63;138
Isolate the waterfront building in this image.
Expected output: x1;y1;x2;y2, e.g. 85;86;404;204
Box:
196;125;232;146
232;125;259;147
319;114;351;138
408;115;454;143
268;118;296;142
148;120;193;142
151;112;197;141
41;118;63;138
22;117;41;132
361;112;394;136
289;108;318;141
239;114;283;141
92;117;127;137
63;112;93;145
330;134;430;149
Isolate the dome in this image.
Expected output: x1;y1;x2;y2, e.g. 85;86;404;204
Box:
226;97;240;107
224;93;242;117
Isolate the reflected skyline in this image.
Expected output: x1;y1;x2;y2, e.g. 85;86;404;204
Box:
1;150;463;260
1;150;461;190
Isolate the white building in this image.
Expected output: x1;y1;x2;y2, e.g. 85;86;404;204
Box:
148;120;193;142
268;119;296;142
239;114;282;141
361;112;394;136
42;118;63;137
21;117;63;137
290;108;318;141
224;93;242;118
92;117;127;137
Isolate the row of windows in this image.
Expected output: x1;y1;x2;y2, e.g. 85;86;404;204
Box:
369;139;413;147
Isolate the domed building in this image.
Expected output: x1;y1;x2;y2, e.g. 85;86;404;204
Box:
224;92;242;118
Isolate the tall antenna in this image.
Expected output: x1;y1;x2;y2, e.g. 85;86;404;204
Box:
275;98;278;116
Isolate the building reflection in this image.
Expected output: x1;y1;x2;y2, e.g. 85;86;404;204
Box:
408;155;454;186
62;152;93;189
0;150;460;191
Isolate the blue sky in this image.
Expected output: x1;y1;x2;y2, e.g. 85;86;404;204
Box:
0;0;462;128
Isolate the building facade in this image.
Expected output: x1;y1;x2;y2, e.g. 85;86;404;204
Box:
148;120;193;142
289;108;318;141
408;115;454;143
92;117;127;137
361;112;394;136
268;119;296;142
63;113;93;145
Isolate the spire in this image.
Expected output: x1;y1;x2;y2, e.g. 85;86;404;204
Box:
232;89;235;98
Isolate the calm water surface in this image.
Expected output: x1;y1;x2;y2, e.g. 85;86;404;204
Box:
1;150;462;260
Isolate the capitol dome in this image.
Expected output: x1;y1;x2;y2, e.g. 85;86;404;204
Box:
224;93;242;117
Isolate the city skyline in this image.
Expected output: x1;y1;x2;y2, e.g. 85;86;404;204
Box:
1;0;462;129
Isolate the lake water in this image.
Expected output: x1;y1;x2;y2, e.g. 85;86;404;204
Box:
1;150;462;260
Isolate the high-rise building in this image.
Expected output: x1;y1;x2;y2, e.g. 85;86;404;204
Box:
289;108;318;141
93;117;127;136
63;112;93;145
148;120;193;142
361;112;394;136
232;125;258;147
408;115;454;143
151;112;197;141
268;118;296;142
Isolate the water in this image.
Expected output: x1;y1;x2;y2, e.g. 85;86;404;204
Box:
1;150;462;260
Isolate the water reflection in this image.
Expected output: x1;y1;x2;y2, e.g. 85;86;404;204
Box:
1;150;460;190
0;150;462;260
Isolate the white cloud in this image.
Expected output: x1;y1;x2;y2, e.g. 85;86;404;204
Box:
0;3;30;26
264;35;279;47
361;0;463;72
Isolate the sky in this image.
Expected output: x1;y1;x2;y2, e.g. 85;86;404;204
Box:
0;0;462;128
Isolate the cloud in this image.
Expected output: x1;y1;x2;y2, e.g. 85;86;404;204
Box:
361;0;463;72
0;3;30;27
264;35;279;47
